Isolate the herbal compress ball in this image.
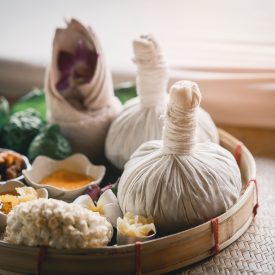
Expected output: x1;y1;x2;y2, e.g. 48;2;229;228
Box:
118;81;242;233
45;19;121;161
105;34;169;169
105;35;219;170
4;198;113;249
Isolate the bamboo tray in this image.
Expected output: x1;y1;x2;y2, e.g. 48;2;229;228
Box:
0;129;257;275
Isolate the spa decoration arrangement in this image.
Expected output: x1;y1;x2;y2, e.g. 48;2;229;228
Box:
118;80;242;233
0;19;259;274
45;19;121;162
105;34;169;169
4;198;113;249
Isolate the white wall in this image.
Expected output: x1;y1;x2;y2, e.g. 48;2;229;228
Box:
1;0;275;128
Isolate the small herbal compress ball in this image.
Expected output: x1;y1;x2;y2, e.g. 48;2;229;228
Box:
4;198;113;249
118;80;242;233
105;35;219;170
105;34;169;170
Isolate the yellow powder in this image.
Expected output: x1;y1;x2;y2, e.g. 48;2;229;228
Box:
39;169;93;190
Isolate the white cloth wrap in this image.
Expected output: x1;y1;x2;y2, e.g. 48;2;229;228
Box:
134;35;168;107
118;80;242;233
163;103;198;155
105;35;168;169
45;19;121;161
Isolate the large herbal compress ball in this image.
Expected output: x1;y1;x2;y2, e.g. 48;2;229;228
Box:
118;81;242;233
4;198;113;249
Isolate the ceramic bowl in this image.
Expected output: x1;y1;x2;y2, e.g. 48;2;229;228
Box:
23;154;106;201
0;148;31;184
0;180;48;230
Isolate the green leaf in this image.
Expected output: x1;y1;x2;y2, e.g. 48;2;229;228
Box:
114;82;137;104
1;108;44;155
11;89;46;121
28;124;72;162
0;96;10;129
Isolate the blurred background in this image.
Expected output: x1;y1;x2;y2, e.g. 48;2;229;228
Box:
0;0;275;154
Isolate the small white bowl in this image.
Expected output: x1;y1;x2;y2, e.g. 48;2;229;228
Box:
0;148;31;184
0;180;48;230
23;154;106;201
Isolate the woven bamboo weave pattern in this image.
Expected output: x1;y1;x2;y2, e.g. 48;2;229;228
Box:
177;157;275;275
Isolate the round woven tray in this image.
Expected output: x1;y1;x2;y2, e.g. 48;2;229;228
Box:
0;129;257;275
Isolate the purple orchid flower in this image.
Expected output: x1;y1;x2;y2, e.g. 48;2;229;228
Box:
87;184;101;201
56;39;98;92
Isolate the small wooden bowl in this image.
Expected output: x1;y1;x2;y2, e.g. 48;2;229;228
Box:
0;129;257;274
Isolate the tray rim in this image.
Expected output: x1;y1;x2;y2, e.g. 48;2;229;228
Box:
0;128;257;274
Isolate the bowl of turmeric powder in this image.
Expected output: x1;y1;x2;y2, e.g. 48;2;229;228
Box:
23;154;106;201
